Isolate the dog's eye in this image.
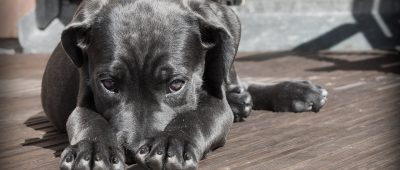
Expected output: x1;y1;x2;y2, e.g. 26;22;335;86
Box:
101;79;118;93
169;79;185;93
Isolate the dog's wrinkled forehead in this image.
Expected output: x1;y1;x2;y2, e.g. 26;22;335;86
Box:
89;0;202;70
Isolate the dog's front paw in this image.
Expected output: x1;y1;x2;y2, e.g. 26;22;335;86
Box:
136;133;199;170
60;140;125;170
227;85;253;122
273;81;328;113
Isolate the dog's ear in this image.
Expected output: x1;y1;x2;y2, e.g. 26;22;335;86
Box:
190;1;240;98
61;22;90;67
61;0;109;67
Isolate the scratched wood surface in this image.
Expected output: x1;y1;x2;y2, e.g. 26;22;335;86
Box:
0;52;399;170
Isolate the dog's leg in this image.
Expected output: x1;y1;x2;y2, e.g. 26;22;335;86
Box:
42;44;80;132
220;1;327;117
226;64;328;119
59;107;125;170
135;94;233;170
226;65;253;122
247;81;328;113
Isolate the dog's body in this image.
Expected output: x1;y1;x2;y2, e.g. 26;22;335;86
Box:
41;0;328;169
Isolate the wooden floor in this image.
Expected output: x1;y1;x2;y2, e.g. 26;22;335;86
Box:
0;52;399;170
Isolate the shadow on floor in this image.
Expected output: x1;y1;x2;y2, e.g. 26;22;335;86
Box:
307;54;400;74
291;0;399;53
236;0;399;68
236;52;400;75
22;112;68;157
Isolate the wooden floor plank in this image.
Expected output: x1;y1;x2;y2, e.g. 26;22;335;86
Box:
0;52;399;170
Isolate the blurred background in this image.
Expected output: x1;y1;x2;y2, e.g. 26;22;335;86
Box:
0;0;399;54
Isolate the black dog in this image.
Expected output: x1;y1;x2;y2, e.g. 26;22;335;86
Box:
41;0;328;169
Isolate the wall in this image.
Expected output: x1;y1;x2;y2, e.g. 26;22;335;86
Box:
5;0;400;53
0;0;35;38
232;0;400;52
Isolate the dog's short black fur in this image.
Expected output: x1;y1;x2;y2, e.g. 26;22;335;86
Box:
41;0;328;169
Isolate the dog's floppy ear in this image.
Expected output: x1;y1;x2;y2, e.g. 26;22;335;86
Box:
61;22;90;67
61;0;109;67
190;1;240;98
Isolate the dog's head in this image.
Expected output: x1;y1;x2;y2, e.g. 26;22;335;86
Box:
61;0;238;132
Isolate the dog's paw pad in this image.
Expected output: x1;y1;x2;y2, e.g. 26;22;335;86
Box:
60;140;125;170
227;85;253;122
136;134;199;170
319;89;328;106
273;81;328;113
